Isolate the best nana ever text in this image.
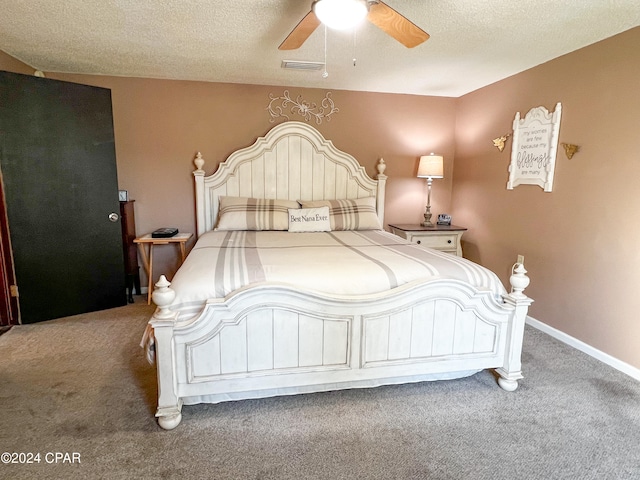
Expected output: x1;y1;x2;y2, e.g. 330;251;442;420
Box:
290;213;329;222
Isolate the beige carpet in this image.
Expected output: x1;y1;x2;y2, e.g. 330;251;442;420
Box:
1;298;639;479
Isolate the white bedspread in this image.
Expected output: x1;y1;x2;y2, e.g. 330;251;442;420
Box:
166;229;507;319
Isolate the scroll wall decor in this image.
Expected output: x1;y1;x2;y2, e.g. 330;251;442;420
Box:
507;102;562;192
267;90;338;124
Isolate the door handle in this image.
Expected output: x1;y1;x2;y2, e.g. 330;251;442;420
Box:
108;212;119;222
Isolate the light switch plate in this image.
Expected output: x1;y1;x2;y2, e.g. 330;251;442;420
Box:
517;254;525;265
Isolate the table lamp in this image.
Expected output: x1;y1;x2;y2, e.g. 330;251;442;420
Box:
417;154;444;226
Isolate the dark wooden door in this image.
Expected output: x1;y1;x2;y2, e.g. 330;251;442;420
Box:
0;71;126;323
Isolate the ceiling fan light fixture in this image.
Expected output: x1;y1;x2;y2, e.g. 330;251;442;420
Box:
313;0;368;30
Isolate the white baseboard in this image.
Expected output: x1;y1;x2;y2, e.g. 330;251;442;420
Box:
526;316;640;382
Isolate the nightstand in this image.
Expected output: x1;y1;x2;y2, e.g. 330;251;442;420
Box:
134;233;193;304
388;224;467;256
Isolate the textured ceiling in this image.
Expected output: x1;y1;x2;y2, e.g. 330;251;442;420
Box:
1;0;639;97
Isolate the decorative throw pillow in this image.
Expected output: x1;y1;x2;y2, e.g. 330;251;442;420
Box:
288;207;331;232
298;197;381;231
216;196;300;230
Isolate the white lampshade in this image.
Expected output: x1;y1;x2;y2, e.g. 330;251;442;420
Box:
313;0;368;30
417;154;444;179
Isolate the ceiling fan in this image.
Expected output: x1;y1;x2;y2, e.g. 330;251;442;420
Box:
279;0;430;50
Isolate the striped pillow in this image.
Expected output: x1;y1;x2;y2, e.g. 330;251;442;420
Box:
299;197;381;231
217;196;300;231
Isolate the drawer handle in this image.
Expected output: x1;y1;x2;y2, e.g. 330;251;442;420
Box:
447;240;452;244
416;240;421;244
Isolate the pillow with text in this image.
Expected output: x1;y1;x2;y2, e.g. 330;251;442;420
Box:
288;207;331;232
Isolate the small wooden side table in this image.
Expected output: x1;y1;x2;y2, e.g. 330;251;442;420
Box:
134;233;193;304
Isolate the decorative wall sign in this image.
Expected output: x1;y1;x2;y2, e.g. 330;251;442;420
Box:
267;90;338;124
507;102;562;192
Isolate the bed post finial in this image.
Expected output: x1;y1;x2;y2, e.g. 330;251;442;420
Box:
376;158;387;227
194;152;205;173
152;275;176;318
193;153;206;238
509;263;530;298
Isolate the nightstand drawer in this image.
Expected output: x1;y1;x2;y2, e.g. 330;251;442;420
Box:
413;234;457;249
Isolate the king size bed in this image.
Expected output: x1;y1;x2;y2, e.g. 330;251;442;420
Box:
143;121;532;430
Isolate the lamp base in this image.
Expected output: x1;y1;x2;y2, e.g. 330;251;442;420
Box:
421;207;434;227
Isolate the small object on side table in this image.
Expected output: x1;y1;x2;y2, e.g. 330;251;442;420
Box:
437;214;452;226
152;227;179;238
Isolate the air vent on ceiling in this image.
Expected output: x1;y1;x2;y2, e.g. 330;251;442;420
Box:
281;60;325;71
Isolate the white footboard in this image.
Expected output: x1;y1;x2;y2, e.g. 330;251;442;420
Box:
149;265;532;430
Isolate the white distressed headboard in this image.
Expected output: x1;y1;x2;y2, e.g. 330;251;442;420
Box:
192;121;387;237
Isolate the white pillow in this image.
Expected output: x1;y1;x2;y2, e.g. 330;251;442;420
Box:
288;207;331;232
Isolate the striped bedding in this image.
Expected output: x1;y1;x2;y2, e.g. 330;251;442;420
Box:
166;229;507;319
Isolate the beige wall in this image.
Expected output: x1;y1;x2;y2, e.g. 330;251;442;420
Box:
0;59;456;289
452;27;640;369
0;50;34;75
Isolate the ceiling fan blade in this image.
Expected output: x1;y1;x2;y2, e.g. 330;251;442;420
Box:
367;1;430;48
278;11;321;50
